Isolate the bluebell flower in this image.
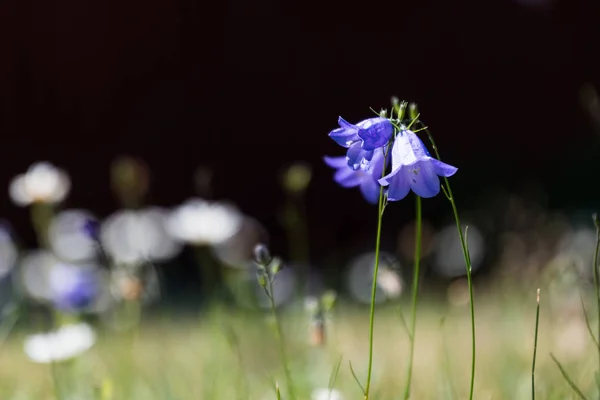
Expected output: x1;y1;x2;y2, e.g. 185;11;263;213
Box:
328;117;394;171
378;130;457;200
49;264;100;312
324;147;387;204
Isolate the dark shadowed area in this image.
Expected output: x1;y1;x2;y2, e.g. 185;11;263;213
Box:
0;0;599;287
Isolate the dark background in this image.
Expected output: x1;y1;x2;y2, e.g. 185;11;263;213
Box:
1;0;599;266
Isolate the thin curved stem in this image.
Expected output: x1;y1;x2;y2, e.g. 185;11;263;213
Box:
363;171;386;399
532;289;540;400
424;127;476;400
267;280;296;400
403;195;422;400
593;214;600;391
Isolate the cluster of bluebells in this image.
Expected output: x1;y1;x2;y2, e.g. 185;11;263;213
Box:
324;102;458;203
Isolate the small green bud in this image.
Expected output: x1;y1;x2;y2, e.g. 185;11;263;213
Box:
269;257;283;276
321;290;337;312
593;213;600;229
409;102;419;121
379;108;387;118
397;101;408;120
391;96;400;106
256;270;268;288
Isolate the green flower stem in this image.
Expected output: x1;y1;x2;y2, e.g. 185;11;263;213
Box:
593;214;600;391
30;203;54;250
266;279;296;400
403;194;422;400
424;128;476;400
364;176;386;399
532;289;540;400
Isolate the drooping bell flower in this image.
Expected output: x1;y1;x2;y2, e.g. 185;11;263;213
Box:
328;117;393;171
378;130;457;201
324;147;387;204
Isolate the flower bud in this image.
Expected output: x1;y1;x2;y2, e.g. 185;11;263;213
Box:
397;101;408;120
253;243;272;266
409;102;419;121
256;269;268;288
269;257;283;276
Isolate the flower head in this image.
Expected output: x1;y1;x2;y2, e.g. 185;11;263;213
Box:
379;130;457;200
328;117;393;170
167;198;243;245
23;323;96;363
311;388;344;400
9;162;70;206
100;208;182;265
324;147;386;204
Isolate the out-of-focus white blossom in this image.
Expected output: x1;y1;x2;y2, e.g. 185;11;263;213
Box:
377;266;403;299
9;162;70;206
346;252;402;304
19;250;106;313
0;224;17;278
24;323;96;363
212;217;268;268
432;223;485;278
20;250;59;302
311;388;344;400
100;208;182;265
48;209;98;263
167;198;243;246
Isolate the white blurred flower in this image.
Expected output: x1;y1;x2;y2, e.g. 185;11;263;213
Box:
24;323;96;363
312;388;344;400
212;217;268;268
377;266;403;299
557;227;596;279
346;252;402;304
48;209;98;263
167;198;243;245
432;224;485;278
9;162;70;206
0;225;17;278
20;250;59;302
100;208;182;264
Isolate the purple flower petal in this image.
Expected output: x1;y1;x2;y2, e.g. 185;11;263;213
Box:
338;116;356;130
359;177;381;204
323;156;348;169
408;161;440;198
357;118;394;151
430;158;458;177
334;167;363;188
328;117;359;148
379;166;411;201
381;129;458;201
346;143;374;170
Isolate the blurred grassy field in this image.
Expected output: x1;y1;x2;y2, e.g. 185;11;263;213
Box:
0;293;596;400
